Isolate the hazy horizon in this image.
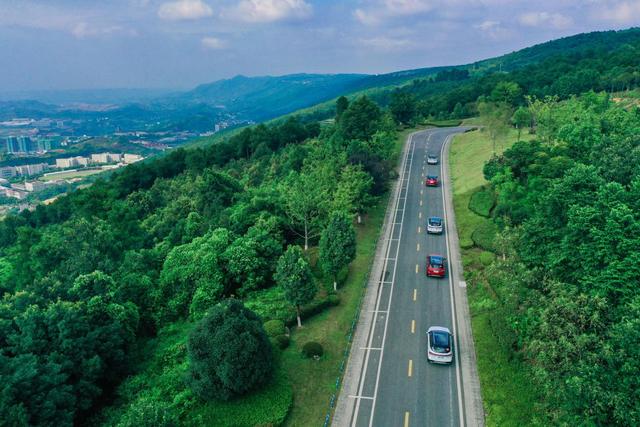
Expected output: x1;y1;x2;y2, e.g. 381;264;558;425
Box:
1;0;639;92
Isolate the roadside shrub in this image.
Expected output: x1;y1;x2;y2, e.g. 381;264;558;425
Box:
328;294;340;306
263;319;286;337
469;187;495;218
117;398;179;427
302;341;324;358
471;221;499;251
479;251;495;267
274;334;290;349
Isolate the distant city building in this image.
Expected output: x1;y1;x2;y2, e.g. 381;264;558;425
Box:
15;163;48;176
5;137;19;154
0;167;16;179
91;153;123;164
0;186;27;200
24;181;48;192
123;154;143;164
56;156;89;169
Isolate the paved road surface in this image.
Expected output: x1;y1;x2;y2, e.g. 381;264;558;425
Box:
333;128;484;427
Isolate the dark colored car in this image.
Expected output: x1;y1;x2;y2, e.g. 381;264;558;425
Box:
427;326;454;364
426;254;446;277
425;175;439;187
427;216;443;234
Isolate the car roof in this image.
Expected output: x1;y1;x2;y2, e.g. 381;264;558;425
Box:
428;155;438;158
428;254;444;260
428;216;442;221
427;175;438;179
427;326;451;334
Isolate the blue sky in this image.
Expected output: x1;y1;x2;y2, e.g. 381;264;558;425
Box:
1;0;639;91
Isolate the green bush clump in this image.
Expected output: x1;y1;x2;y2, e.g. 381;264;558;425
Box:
479;251;495;267
302;342;324;358
327;294;340;306
471;221;499;251
264;319;286;337
273;334;290;349
468;187;495;218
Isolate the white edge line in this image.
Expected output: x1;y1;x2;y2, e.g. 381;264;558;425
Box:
440;132;465;427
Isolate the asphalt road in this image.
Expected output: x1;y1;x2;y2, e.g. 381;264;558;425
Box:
333;127;483;427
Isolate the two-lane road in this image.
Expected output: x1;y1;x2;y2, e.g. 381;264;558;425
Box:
333;128;483;427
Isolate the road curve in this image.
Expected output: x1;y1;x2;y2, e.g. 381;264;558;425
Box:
332;128;484;427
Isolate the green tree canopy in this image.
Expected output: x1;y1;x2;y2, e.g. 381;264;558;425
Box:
187;299;273;401
319;211;357;291
275;245;315;327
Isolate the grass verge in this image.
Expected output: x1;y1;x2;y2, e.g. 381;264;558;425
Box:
281;127;413;426
449;128;541;426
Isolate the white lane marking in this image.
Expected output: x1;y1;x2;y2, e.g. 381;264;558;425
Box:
440;133;465;427
367;131;423;427
350;129;416;427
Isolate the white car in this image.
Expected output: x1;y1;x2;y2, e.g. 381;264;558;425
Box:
427;216;444;234
427;155;439;165
427;326;453;364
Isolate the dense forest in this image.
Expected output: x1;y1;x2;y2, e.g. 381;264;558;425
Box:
479;93;640;425
0;95;395;425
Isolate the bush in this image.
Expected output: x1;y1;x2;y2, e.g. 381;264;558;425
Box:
479;251;495;267
273;334;290;349
302;342;324;358
469;187;495;218
327;294;340;306
263;319;286;337
187;299;273;401
471;221;499;251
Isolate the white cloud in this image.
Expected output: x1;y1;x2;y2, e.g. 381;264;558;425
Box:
354;0;435;25
475;20;500;31
474;19;511;40
358;36;417;51
518;11;573;29
226;0;312;23
158;0;213;21
201;36;227;49
596;1;640;24
71;22;137;38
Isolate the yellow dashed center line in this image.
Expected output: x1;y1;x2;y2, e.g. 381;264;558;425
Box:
411;319;416;334
408;359;413;377
420;189;423;195
418;226;421;233
417;243;420;252
415;264;419;274
419;212;422;219
404;411;410;427
413;288;417;301
420;200;423;206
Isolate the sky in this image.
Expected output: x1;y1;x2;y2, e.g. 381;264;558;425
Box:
1;0;640;92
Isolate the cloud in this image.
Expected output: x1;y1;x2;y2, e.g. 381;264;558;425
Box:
354;0;435;25
71;22;137;39
201;36;227;49
475;20;500;31
474;19;511;40
518;11;573;29
158;0;213;21
596;1;640;24
358;36;417;51
225;0;312;23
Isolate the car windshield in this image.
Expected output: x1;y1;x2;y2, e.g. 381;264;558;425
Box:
429;156;437;160
431;331;451;353
429;218;442;226
427;176;437;180
429;256;444;267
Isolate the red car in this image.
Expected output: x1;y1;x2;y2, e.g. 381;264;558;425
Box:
426;255;446;278
425;175;439;187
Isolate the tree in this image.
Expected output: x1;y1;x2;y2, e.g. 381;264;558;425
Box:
275;245;315;327
490;81;522;106
337;96;382;141
389;90;417;125
478;101;511;153
187;299;273;401
511;106;531;141
319;212;357;291
281;167;332;250
336;96;349;120
333;164;374;223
